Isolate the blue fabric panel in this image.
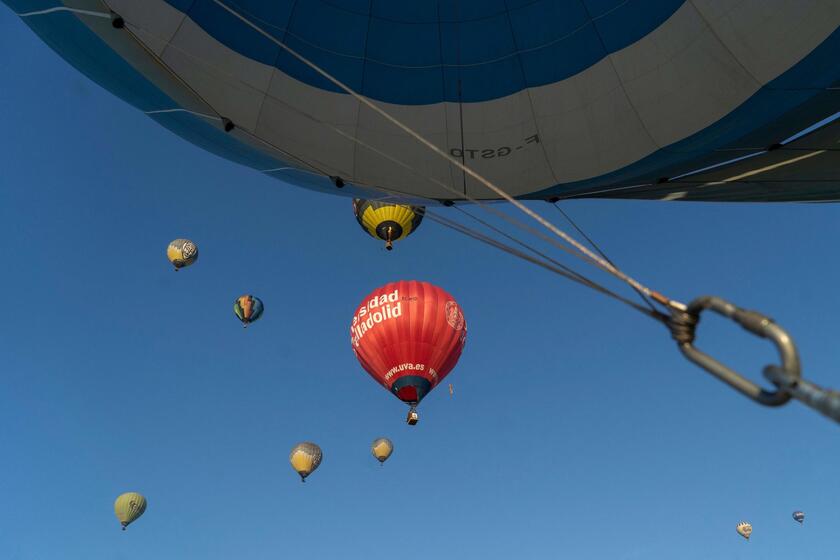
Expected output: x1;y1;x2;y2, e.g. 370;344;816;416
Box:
150;0;686;103
5;0;59;11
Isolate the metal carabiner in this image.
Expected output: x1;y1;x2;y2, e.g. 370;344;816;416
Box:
670;296;800;406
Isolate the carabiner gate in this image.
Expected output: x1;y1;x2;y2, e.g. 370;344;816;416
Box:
669;296;800;406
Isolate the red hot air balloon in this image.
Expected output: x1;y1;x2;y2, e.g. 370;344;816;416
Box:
350;281;466;425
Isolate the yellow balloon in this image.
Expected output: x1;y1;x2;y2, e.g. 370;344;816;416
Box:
114;492;147;530
736;522;752;540
371;438;393;464
290;442;322;482
166;238;198;270
352;200;424;251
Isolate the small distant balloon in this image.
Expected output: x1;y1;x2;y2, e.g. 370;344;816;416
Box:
736;522;752;540
234;294;264;327
114;492;147;530
793;511;805;524
290;442;322;482
167;238;198;270
371;438;393;465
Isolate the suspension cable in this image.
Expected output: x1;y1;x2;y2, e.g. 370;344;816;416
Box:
552;202;657;312
424;211;665;319
451;205;606;291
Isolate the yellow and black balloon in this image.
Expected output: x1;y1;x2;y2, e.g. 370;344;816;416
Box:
352;199;424;251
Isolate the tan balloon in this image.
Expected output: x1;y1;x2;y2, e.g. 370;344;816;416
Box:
371;438;393;464
114;492;147;530
290;442;322;482
736;522;752;540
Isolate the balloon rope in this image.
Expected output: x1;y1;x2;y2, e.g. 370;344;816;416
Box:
451;205;596;283
424;211;663;319
439;211;665;319
209;0;686;312
552;203;657;312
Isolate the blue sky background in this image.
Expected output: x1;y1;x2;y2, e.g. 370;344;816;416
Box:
2;7;840;560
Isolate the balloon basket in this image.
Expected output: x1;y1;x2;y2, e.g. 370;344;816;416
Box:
406;408;419;425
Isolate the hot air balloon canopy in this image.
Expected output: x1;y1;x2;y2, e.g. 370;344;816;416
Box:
234;294;264;326
353;199;424;250
167;238;198;270
350;280;466;411
114;492;147;530
6;1;840;202
371;437;393;464
289;442;322;482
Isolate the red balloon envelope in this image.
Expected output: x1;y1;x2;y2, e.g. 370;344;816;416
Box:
350;280;467;408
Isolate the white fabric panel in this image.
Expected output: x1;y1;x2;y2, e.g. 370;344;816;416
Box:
457;90;554;199
257;69;358;179
353;100;455;199
162;18;275;132
610;2;759;149
530;59;658;184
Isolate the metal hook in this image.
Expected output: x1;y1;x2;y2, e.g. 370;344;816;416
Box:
669;296;800;406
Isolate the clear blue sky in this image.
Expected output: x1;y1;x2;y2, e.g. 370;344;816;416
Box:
2;8;840;560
